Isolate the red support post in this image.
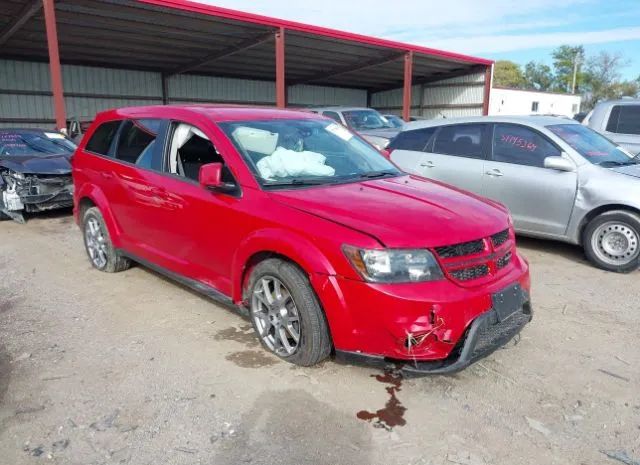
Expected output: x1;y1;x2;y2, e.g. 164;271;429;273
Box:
42;0;66;131
482;64;493;116
275;27;286;108
402;51;413;122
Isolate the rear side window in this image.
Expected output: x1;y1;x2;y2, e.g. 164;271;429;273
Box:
114;119;161;165
388;127;436;152
433;124;485;159
322;111;342;124
606;105;640;135
85;121;121;155
492;124;560;168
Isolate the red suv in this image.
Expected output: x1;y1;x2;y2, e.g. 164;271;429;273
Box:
72;106;532;374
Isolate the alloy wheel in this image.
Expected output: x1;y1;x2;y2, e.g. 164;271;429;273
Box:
251;276;301;357
85;217;108;269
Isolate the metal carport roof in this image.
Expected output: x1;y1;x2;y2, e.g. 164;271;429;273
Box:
0;0;493;128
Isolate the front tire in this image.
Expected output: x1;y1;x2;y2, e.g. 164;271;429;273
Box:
246;259;332;366
82;207;131;273
584;210;640;273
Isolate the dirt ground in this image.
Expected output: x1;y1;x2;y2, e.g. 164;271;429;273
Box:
0;211;638;465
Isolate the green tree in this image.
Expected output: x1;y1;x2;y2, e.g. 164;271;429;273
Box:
552;45;585;92
583;51;631;107
493;60;526;89
523;61;554;91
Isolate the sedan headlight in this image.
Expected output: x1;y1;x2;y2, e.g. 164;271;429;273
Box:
343;245;444;283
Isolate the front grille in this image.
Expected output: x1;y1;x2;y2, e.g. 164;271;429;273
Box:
435;239;485;258
491;229;509;248
450;264;489;281
496;251;512;269
471;310;530;360
434;228;514;284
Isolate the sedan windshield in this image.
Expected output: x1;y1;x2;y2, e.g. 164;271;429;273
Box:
0;131;76;156
547;124;637;166
219;119;401;188
343;110;393;130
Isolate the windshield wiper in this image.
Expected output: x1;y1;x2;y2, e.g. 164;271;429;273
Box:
358;170;398;179
599;160;640;167
263;178;329;187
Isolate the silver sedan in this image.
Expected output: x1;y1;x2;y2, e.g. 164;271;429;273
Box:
389;116;640;272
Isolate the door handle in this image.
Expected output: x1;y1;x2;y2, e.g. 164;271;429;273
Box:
485;169;503;177
100;172;113;179
420;161;435;168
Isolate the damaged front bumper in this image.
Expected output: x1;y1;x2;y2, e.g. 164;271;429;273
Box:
1;171;73;222
312;252;532;375
335;302;532;376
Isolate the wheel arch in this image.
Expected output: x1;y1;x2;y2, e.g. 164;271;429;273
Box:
231;228;337;305
74;184;123;248
578;204;640;244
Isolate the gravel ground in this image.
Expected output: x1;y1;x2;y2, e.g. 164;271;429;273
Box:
0;211;638;465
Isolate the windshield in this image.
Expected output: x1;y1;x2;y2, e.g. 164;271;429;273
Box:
219;119;401;188
343;110;393;130
0;131;76;156
384;115;405;129
547;124;637;166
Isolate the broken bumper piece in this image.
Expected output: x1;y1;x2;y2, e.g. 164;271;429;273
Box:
335;302;532;376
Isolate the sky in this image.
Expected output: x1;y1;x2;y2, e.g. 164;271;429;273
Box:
199;0;640;80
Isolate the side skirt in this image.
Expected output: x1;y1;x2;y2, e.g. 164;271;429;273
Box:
119;250;248;317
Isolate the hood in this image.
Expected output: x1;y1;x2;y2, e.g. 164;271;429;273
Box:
269;175;509;248
357;127;401;139
609;164;640;179
0;153;72;175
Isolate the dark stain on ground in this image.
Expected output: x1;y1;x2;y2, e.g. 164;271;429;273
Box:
356;369;407;430
225;350;277;368
214;389;372;465
214;324;258;347
0;345;11;404
0;299;14;314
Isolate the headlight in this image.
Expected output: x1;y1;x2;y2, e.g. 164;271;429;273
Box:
343;245;444;283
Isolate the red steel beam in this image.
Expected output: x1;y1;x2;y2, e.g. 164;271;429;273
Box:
275;27;286;108
402;51;413;122
42;0;66;131
482;65;492;116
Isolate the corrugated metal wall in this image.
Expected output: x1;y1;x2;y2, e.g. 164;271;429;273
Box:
1;59;366;128
371;71;487;118
0;60;163;128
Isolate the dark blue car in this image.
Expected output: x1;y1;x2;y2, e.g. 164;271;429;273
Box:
0;128;76;223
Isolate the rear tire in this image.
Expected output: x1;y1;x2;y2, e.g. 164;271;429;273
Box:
82;207;131;273
584;210;640;273
246;258;332;366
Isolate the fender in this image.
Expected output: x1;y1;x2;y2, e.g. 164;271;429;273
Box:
75;183;124;249
231;227;337;303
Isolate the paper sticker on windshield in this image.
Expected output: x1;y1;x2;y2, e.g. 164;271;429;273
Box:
45;132;65;139
326;123;353;141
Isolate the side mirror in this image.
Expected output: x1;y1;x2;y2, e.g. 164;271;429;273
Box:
379;148;391;159
199;162;237;194
544;156;575;172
